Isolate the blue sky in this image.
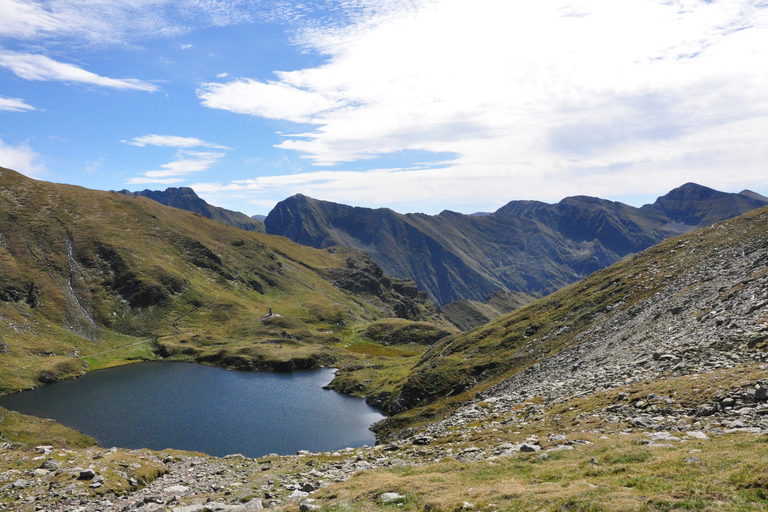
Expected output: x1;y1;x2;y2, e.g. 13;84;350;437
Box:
1;0;767;216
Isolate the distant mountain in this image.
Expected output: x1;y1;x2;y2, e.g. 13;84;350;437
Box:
119;187;265;233
265;184;768;306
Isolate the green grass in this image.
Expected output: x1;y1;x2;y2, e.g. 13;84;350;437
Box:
0;168;442;395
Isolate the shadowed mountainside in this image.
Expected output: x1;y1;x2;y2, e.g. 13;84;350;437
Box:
119;187;265;233
265;184;768;306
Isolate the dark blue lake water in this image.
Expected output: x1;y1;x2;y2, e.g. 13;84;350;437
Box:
0;362;384;458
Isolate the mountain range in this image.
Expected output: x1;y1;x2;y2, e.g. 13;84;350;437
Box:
123;184;768;311
263;184;768;306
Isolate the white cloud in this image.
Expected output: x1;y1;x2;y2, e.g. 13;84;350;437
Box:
127;150;226;185
124;134;229;149
181;43;194;49
0;0;262;45
0;96;35;112
198;79;341;123
196;0;768;207
0;140;46;178
0;51;159;91
0;0;377;46
0;0;70;39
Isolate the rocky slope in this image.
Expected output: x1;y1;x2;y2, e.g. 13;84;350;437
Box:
265;185;768;306
119;188;265;233
378;203;768;427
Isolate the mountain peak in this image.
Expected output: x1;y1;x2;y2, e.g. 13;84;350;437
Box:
651;182;768;228
656;182;722;201
118;187;265;233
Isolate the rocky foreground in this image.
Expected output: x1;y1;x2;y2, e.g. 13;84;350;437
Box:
1;357;766;512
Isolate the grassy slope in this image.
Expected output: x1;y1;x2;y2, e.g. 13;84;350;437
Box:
0;168;447;394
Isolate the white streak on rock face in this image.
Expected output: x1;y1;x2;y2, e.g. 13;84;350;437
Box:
64;238;97;335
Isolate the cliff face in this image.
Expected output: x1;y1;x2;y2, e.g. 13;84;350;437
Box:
265;185;768;306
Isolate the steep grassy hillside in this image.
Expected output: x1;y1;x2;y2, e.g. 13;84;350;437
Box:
0;168;447;394
265;185;768;305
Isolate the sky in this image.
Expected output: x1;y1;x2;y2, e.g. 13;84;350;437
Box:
1;0;767;216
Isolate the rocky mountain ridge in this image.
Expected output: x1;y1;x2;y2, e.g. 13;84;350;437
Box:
264;184;768;306
119;188;265;233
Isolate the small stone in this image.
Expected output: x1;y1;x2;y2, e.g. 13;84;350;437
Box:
288;490;310;500
631;416;658;429
233;498;264;511
546;445;574;452
164;485;189;494
695;404;717;417
171;505;206;512
519;443;540;453
299;499;320;512
589;458;599;465
381;492;405;503
648;432;679;442
78;469;96;480
685;457;701;464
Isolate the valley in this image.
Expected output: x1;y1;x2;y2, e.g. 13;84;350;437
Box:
0;170;766;511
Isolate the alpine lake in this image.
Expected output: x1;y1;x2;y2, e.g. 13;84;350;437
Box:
0;362;385;458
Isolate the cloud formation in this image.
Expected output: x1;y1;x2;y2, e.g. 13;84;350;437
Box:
0;52;159;91
126;150;227;185
0;96;35;112
0;0;254;45
197;0;768;205
124;134;229;149
0;139;46;178
126;134;229;185
0;0;377;46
